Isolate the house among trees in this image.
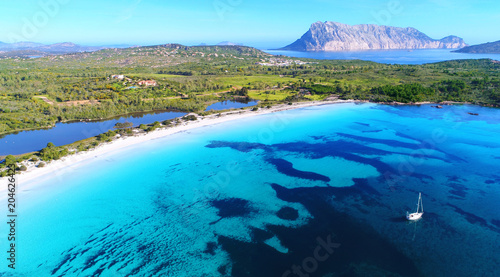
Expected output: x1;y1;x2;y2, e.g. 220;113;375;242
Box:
111;75;125;80
138;80;157;86
299;89;311;95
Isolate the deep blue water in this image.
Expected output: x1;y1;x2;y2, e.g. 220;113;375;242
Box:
1;103;499;276
206;100;259;111
265;49;500;64
0;110;186;155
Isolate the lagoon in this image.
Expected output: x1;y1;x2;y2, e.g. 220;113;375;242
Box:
0;110;186;155
205;100;259;111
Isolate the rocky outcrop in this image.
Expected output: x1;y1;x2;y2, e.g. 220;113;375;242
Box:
281;21;468;51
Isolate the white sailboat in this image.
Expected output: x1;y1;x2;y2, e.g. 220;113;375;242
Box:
406;192;423;221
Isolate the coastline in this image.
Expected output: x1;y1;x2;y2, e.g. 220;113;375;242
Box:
0;100;353;193
1;98;491;195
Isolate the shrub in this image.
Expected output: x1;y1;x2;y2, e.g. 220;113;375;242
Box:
20;165;27;171
251;107;259;111
183;115;197;121
77;144;86;152
114;122;133;129
97;133;109;141
38;162;46;168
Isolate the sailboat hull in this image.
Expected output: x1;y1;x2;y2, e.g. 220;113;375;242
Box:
406;212;423;221
406;192;424;221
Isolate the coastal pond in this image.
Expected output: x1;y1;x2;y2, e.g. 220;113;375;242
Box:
205;99;258;111
0;110;186;155
1;99;259;156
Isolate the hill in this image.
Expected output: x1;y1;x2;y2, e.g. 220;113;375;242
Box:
453;40;500;54
281;21;468;51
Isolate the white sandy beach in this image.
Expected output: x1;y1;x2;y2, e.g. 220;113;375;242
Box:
0;100;354;195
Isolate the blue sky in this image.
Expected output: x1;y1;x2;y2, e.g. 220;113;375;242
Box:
1;0;498;48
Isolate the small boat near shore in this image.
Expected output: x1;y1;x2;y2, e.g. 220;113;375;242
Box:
406;192;424;221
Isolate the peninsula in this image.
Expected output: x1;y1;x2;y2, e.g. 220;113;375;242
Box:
453;40;500;54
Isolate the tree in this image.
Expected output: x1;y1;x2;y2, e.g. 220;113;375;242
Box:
5;155;16;167
114;122;133;129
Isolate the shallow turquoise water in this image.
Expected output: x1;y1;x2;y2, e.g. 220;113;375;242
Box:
1;103;499;276
264;49;500;65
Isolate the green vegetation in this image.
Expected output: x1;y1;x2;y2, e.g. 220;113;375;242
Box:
0;44;499;174
183;115;198;121
0;45;499;135
39;142;69;161
114;122;133;129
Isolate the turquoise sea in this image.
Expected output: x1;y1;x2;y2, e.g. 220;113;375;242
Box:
264;49;500;65
1;103;499;276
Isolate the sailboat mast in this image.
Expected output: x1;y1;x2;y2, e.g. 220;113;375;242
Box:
416;192;423;213
420;193;423;213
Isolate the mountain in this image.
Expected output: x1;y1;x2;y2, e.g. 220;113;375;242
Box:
281;21;468;51
0;41;45;50
37;42;106;53
0;41;107;58
100;44;136;49
453;40;500;54
217;41;242;46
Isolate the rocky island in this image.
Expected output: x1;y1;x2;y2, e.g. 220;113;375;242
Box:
281;21;468;51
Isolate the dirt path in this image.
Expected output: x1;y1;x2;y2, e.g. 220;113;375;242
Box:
34;96;55;105
34;96;100;106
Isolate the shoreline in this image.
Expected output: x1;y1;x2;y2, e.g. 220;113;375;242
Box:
0;100;353;192
0;98;493;193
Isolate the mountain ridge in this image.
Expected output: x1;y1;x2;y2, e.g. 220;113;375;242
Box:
281;21;468;51
0;41;124;58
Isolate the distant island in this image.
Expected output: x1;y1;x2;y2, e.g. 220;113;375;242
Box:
280;21;468;51
453;40;500;54
0;41;121;58
217;41;242;46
